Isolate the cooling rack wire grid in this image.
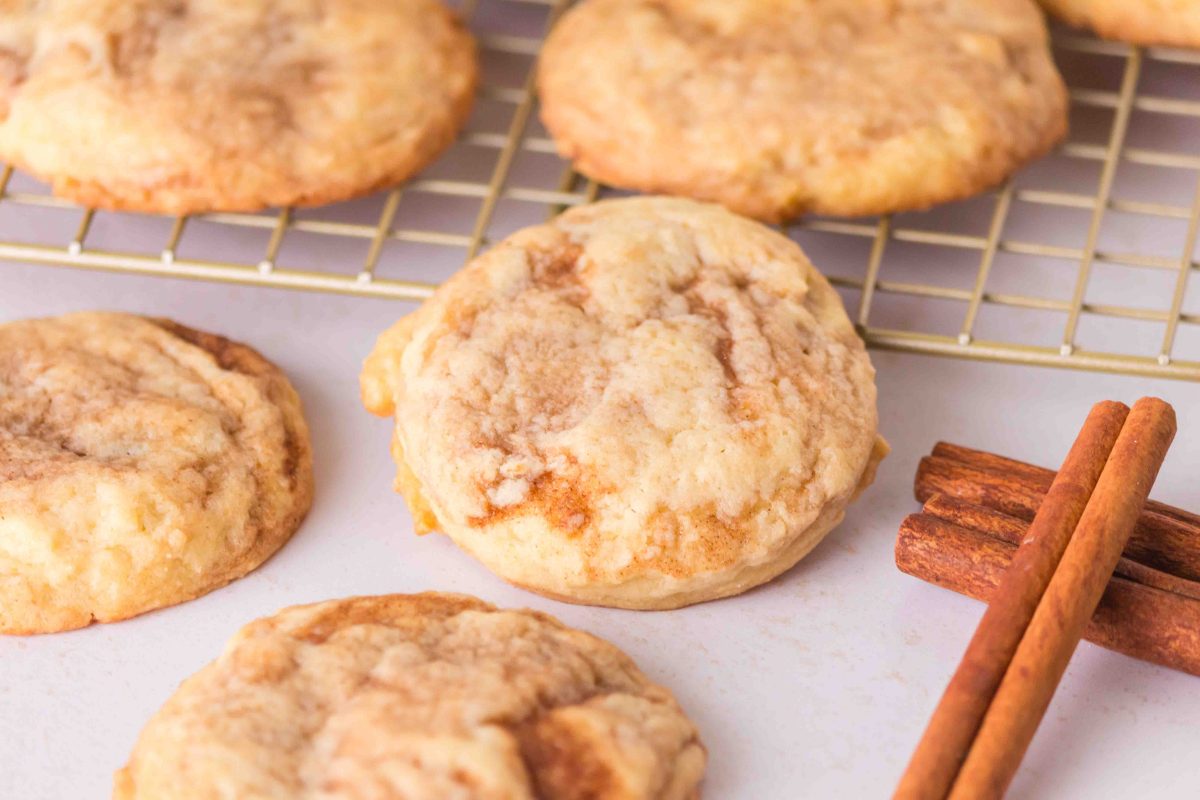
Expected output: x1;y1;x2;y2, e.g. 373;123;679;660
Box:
0;0;1197;380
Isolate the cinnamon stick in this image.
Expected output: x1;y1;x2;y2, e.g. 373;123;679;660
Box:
917;444;1200;583
931;442;1200;534
894;401;1129;800
921;494;1200;602
896;511;1200;676
949;397;1177;799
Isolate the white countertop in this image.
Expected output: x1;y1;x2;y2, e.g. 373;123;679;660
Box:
2;255;1197;798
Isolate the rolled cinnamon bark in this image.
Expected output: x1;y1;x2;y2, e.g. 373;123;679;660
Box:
922;494;1200;602
916;445;1200;583
896;512;1200;676
951;397;1175;798
930;443;1200;533
894;400;1129;800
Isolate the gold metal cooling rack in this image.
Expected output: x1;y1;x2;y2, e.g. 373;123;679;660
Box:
0;0;1197;380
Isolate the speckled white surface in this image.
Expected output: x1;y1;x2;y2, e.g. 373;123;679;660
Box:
1;251;1197;797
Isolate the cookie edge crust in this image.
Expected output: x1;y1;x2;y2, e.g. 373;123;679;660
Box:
540;101;1067;221
398;434;889;610
1;315;315;635
147;318;316;595
1039;0;1200;48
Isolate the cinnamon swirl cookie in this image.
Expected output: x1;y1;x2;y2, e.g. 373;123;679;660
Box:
0;312;313;634
362;197;885;610
538;0;1067;221
0;0;477;213
115;593;706;799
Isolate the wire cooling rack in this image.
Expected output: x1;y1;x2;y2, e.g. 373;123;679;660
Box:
0;0;1197;380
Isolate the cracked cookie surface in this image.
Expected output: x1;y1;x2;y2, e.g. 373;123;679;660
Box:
0;312;313;634
538;0;1067;221
362;197;884;610
1038;0;1200;47
0;0;477;213
114;593;706;800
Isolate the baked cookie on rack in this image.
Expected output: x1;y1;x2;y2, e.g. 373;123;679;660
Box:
0;0;477;214
1038;0;1200;48
362;196;885;610
114;592;706;799
0;312;313;634
537;0;1068;221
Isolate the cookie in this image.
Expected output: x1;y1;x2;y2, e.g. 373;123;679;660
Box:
0;0;477;214
114;592;706;799
537;0;1068;221
0;312;313;634
1038;0;1200;48
362;197;885;610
